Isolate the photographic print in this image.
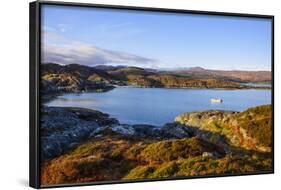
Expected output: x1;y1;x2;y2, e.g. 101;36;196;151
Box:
35;2;273;187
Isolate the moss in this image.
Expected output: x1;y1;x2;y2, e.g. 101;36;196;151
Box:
41;104;273;185
139;137;216;164
70;141;104;158
124;156;272;180
175;105;272;152
236;105;272;147
125;144;146;160
41;138;137;185
123;166;155;179
41;136;272;185
150;162;179;178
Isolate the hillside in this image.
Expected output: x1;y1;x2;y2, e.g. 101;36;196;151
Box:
170;67;271;83
175;105;272;152
41;63;271;97
40;105;272;185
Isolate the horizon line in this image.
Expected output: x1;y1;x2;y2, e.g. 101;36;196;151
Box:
41;62;271;72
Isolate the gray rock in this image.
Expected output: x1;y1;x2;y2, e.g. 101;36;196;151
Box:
41;107;107;160
160;123;192;139
40;106;228;161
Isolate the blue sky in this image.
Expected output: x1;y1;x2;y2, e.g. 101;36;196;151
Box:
41;4;272;71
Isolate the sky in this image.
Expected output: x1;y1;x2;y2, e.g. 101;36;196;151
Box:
41;4;272;71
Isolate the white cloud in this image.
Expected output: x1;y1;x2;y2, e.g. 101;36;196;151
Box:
42;29;156;66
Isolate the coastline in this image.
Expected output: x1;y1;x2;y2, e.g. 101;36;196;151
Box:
41;83;271;103
114;84;271;90
39;77;272;185
40;105;272;160
40;104;272;185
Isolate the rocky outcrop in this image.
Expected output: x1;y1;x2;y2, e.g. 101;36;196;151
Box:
175;105;272;153
40;107;118;160
40;105;272;185
41;104;272;161
41;73;115;95
41;104;272;162
41;107;194;160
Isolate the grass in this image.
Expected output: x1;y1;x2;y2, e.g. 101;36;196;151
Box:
124;155;272;180
175;105;272;152
41;104;272;185
41;135;272;185
136;137;223;164
235;105;272;147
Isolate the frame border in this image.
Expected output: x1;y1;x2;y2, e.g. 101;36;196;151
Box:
30;1;40;188
29;1;274;189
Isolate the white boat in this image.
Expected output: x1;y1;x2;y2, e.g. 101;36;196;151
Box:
211;98;223;103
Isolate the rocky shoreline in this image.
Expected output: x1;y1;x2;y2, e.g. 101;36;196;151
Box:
41;106;196;160
41;104;272;161
40;105;272;185
40;63;271;99
39;63;272;184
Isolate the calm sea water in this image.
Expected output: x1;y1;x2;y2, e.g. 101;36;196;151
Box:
242;83;272;87
45;87;271;126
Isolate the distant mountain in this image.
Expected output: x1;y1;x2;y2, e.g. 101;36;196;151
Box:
93;65;127;71
177;66;206;72
170;67;271;83
94;65;159;73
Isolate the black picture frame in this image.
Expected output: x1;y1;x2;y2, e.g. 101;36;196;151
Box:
30;1;274;188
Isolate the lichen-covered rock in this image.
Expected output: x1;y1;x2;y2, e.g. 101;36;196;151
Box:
40;107;118;160
40;105;272;185
40;107;194;160
175;105;272;153
160;123;192;139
